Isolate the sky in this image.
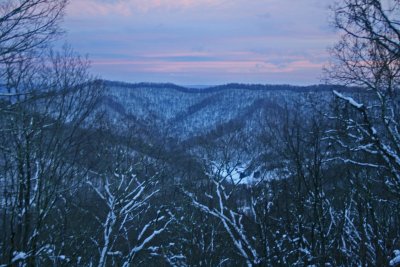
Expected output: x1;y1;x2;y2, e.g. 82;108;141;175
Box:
63;0;338;86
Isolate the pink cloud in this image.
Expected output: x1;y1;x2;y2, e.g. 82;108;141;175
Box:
63;0;336;84
91;58;323;74
67;0;225;17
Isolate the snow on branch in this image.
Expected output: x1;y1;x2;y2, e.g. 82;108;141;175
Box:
333;90;364;109
390;250;400;266
122;211;175;267
184;188;260;266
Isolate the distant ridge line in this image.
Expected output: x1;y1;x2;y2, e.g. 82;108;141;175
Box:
103;80;360;94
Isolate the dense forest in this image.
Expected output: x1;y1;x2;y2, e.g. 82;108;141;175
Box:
0;0;399;266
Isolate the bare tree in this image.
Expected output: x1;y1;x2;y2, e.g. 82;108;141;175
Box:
325;0;400;264
0;0;67;65
0;45;102;266
326;0;400;193
86;154;175;267
183;130;266;266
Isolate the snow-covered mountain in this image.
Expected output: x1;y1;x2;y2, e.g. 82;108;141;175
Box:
101;81;344;140
96;81;349;184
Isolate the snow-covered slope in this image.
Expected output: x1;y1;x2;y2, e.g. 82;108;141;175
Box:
101;81;340;140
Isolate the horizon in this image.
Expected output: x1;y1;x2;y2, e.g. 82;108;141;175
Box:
103;79;334;88
103;80;353;93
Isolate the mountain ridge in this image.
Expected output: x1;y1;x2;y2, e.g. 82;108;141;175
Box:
103;80;357;94
100;80;345;143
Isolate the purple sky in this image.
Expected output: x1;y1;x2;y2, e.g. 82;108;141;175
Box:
63;0;338;85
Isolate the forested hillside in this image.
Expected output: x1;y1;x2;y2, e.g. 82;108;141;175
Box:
2;77;399;266
102;82;348;139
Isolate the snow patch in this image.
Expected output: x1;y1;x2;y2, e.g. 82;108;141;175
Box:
12;252;29;263
390;250;400;266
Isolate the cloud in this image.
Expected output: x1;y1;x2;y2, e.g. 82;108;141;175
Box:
63;0;338;85
67;0;226;17
90;57;325;85
91;53;323;75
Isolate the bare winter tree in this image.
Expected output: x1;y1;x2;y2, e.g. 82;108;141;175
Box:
325;0;400;265
0;0;108;265
326;0;400;194
0;45;102;265
183;130;267;266
87;168;174;267
185;179;261;266
0;0;67;66
0;0;69;112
